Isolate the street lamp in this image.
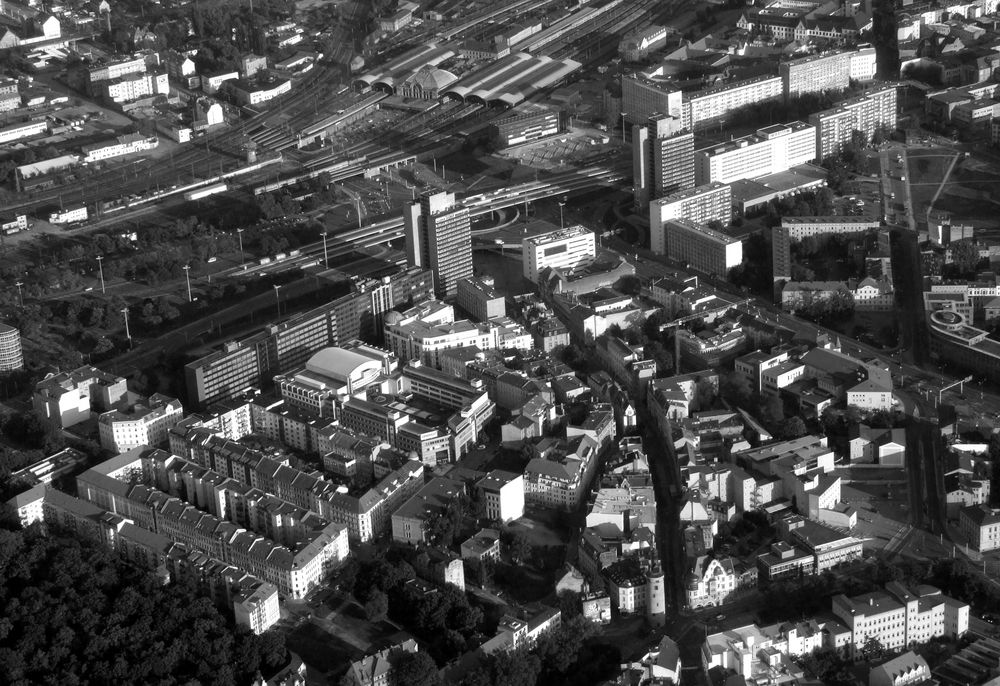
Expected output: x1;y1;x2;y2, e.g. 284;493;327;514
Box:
121;307;131;347
182;265;192;302
236;228;245;266
620;112;627;143
96;255;106;294
558;201;565;229
273;285;281;317
14;281;23;308
354;197;363;230
321;231;329;268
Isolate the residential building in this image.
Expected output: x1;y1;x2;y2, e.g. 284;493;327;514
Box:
391;477;465;544
832;582;969;657
33;366;128;428
0;322;23;371
685;555;757;608
849;424;905;466
456;276;505;321
326;460;425;542
735;349;791;392
649;182;732;255
10;447;89;487
960;504;1000;552
809;86;897;160
781;215;881;240
661;218;743;277
404;191;472;298
694;121;816;185
522;225;597;283
98;393;184;453
683;75;784;132
342;639;420;686
780;51;851;99
524;435;601;510
461;528;501;562
224;77;292;106
476;470;525;522
632;113;695;209
604;556;667;625
869;652;931;686
96;71;169;104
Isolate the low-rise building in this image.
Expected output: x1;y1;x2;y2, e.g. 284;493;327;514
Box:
476;470;525;522
98;393;184;453
391;477;465;545
960;504;1000;552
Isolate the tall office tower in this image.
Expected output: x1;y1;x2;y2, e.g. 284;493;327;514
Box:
632;113;694;211
404;190;473;299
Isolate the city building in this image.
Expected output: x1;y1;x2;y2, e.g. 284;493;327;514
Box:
685;555;757;609
632;113;694;209
522;225;597;283
75;448;350;600
604;556;667;625
456;276;506;322
831;582;969;657
960;504;1000;552
809;86;898;160
869;652;931;686
780;51;851;99
10;447;89;487
391;477;465;545
490;107;560;148
342;639;420;686
523;434;601;510
780;215;881;240
81;133;159;163
683;75;784;132
621;74;684;125
8;485;281;634
649;183;732;255
404;190;472;298
661;218;743;278
694;121;816;186
184;268;433;408
476;470;525;522
98;393;185;453
0;322;23;371
224;77;292;105
33;366;128;428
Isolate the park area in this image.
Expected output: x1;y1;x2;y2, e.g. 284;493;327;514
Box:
907;148;1000;230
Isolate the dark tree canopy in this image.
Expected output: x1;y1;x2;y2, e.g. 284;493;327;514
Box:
0;526;285;686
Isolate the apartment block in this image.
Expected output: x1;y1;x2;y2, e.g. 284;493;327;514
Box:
809;86;897;160
391;477;465;544
98;393;184;453
522;225;597;283
327;460;425;542
81;133;159;163
960;504;1000;552
649;182;732;255
694;121;816;185
476;469;525;522
523;435;601;510
781;215;881;240
9;485;281;634
780;51;851;99
662;218;743;277
621;74;683;125
33;365;128;428
683;75;784;132
456;276;506;321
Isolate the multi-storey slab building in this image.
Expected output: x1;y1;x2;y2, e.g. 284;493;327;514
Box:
694;121;816;185
649;183;732;255
404;190;472;298
809;86;897;160
661;218;743;278
522;225;597;283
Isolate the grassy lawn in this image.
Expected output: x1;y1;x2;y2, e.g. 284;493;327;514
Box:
286;620;361;678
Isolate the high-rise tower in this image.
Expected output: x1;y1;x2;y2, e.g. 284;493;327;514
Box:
404;190;473;299
632;113;694;211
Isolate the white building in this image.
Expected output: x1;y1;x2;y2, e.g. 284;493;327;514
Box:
960;504;1000;552
662;218;743;277
476;470;525;522
100;71;169;103
694;121;816;185
649;182;732;255
522;225;597;283
831;582;969;657
98;393;184;453
82;133;159;163
33;366;128;428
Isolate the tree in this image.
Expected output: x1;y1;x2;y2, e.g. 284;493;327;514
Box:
365;589;389;621
508;532;532;565
949;239;981;276
389;651;440;686
778;416;808;439
719;370;754;407
643;340;673;375
860;635;886;661
558;590;581;619
615;275;642;295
